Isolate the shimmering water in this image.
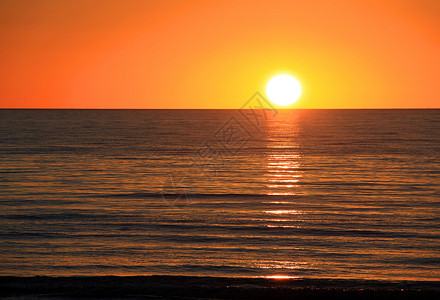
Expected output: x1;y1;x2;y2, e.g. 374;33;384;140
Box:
0;109;439;281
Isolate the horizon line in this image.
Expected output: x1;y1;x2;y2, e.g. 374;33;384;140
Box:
1;108;439;110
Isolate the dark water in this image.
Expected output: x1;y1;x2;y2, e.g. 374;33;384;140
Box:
0;109;439;282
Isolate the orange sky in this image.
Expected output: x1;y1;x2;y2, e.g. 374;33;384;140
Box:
1;0;439;108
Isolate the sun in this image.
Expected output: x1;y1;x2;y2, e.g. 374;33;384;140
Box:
265;74;302;106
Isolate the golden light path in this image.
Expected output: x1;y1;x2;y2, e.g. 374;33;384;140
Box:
265;114;301;196
258;112;307;279
266;153;301;194
265;275;299;280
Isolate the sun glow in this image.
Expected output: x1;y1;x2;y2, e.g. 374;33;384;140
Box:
266;74;302;106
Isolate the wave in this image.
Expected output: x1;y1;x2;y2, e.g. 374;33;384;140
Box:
96;192;290;199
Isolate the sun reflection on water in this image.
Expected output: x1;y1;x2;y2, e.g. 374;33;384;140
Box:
264;210;302;215
265;116;302;196
265;275;299;280
257;113;308;276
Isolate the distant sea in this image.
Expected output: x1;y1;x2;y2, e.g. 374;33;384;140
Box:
1;109;439;285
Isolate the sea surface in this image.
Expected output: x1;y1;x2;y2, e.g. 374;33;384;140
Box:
0;109;439;282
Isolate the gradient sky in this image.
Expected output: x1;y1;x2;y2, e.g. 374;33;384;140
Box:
1;0;439;108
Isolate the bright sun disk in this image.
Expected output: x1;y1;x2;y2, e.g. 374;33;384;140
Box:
266;74;302;106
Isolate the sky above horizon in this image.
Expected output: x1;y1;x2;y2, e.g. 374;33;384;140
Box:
1;0;439;109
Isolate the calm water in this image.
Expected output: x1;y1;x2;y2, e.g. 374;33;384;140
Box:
0;109;439;281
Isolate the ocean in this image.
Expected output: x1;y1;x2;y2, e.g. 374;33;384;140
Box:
0;109;439;283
